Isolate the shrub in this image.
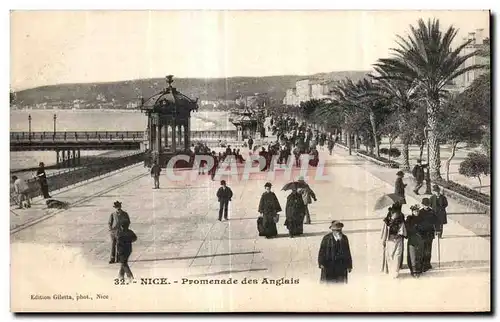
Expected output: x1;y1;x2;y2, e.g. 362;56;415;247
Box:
458;152;490;193
380;148;389;155
389;148;401;158
357;150;399;168
435;178;490;205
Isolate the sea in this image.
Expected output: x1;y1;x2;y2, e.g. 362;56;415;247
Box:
10;109;232;171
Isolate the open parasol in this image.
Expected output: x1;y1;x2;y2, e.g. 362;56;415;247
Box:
373;193;406;211
282;181;309;191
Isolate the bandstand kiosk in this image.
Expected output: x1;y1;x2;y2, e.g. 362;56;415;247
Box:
231;106;259;142
140;75;199;167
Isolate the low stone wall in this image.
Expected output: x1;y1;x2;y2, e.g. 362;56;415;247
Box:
11;152;145;203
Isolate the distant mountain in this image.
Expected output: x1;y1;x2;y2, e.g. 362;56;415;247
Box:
12;71;370;108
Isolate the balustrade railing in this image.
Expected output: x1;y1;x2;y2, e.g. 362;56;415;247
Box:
10;130;238;142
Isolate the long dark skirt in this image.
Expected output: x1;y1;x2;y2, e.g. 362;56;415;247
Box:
286;218;304;236
262;213;278;237
320;264;348;284
407;235;424;275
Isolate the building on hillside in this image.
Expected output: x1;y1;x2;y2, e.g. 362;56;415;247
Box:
282;79;335;106
453;28;490;91
127;101;140;109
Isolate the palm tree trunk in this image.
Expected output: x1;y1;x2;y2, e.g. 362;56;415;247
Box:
477;176;482;193
369;111;379;157
401;142;410;171
347;131;352;155
419;141;425;160
427;103;442;180
445;141;458;182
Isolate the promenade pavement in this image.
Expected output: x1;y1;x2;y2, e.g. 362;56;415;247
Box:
11;144;490;312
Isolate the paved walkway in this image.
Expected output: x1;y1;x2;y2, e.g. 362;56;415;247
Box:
11;146;490;312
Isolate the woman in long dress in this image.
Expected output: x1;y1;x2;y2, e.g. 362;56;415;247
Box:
285;186;306;237
406;205;424;278
381;203;407;278
258;182;282;238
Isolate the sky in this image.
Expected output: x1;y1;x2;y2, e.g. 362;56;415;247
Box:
10;10;489;91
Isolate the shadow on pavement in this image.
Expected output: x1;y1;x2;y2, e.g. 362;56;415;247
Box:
443;234;491;239
275;228;381;239
130;250;261;263
438;259;490;269
397;266;490;280
310;217;382;224
93;194;135;198
187;268;268;277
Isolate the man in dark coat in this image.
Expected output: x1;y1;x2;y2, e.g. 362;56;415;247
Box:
394;171;407;204
430;185;448;239
327;139;334;155
209;151;219;181
150;161;161;189
318;221;353;283
108;201;131;264
258;182;282;238
259;147;269;171
248;137;254;151
412;159;427;195
417;198;437;272
116;222;137;281
36;162;51;199
216;180;233;221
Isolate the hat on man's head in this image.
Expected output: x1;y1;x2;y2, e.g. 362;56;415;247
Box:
396;171;404;176
410;204;420;211
297;176;305;181
329;220;344;230
264;182;272;188
113;201;122;208
421;198;431;206
432;184;441;192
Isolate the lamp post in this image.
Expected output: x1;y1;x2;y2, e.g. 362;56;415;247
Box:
28;114;32;140
53;114;57;135
424;126;432;195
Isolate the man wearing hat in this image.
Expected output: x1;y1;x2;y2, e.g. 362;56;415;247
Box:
417;198;438;272
216;180;233;221
394;171;407;204
318;221;353;283
430;185;448;239
108;201;131;264
150;161;161;189
412;159;427;195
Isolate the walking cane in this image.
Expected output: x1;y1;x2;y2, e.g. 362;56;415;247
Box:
436;231;441;269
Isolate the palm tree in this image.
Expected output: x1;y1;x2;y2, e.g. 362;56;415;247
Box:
367;68;421;170
334;78;389;157
374;18;484;180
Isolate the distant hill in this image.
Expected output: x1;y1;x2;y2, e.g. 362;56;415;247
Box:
12;71;370;108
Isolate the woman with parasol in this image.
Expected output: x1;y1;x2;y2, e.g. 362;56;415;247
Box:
380;202;407;278
258;182;282;238
283;181;307;238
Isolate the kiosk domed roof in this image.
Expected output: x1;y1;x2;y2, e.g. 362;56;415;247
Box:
140;75;198;113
